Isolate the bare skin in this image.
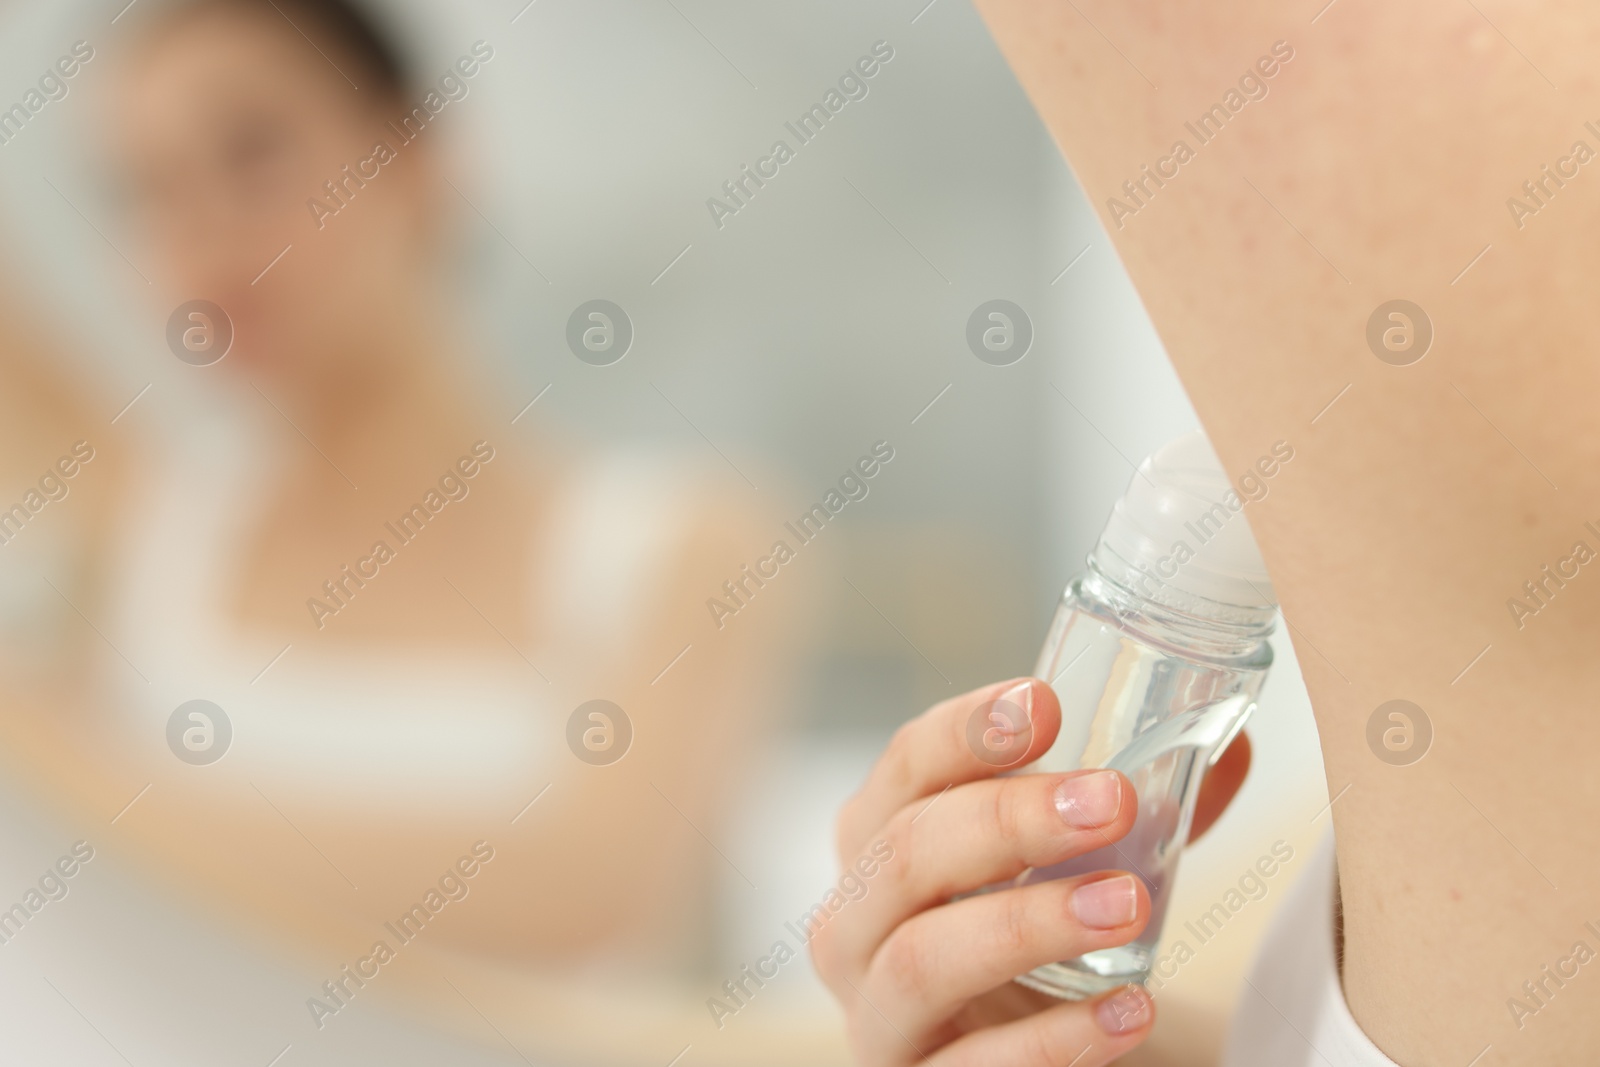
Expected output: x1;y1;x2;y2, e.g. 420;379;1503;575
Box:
958;3;1600;1064
0;275;125;669
817;678;1250;1065
0;1;784;979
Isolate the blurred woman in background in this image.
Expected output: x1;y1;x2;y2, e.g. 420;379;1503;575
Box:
0;1;800;1061
0;264;122;689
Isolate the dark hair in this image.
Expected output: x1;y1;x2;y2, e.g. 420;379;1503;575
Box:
169;0;414;98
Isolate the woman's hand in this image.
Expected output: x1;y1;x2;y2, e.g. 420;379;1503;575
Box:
815;677;1249;1065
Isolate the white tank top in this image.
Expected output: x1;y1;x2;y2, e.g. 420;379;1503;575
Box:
1221;830;1399;1066
99;411;697;810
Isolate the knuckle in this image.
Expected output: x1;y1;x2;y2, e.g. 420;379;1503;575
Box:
986;778;1029;849
1015;1020;1066;1067
880;720;919;791
941;1008;1073;1067
807;921;841;981
876;810;919;894
875;924;936;1004
994;888;1036;958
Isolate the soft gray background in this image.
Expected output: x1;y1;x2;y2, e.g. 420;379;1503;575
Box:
0;1;1325;1063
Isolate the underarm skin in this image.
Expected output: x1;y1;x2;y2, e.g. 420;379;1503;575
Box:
973;2;1600;1063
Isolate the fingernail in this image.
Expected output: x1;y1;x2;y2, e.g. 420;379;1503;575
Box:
996;680;1034;729
1071;874;1138;929
1095;985;1152;1035
1053;770;1122;828
966;682;1036;766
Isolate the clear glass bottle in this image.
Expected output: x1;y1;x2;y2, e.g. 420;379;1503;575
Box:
1014;433;1278;1000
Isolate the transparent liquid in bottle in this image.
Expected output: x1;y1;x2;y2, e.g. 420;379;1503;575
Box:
1007;433;1278;1000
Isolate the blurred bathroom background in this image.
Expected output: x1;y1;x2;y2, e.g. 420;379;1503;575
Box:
0;0;1328;1063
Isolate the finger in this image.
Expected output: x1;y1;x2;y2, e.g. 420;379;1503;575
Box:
926;986;1156;1067
829;769;1134;970
837;677;1061;864
1190;730;1251;842
860;873;1150;1039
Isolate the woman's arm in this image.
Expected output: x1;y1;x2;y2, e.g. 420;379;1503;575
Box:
973;2;1600;1061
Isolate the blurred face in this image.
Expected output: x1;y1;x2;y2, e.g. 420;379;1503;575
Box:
109;4;436;390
